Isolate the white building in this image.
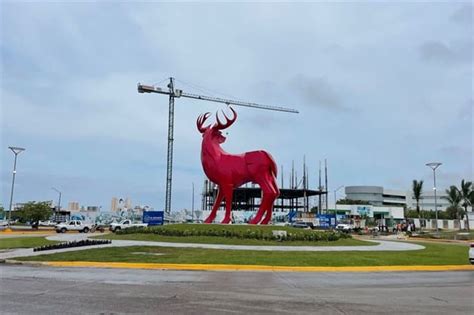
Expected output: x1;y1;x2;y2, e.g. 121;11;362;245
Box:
68;201;80;212
345;186;450;211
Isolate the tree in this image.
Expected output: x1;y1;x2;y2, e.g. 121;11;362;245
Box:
15;201;53;224
459;179;472;231
0;205;4;220
412;180;423;219
443;186;462;229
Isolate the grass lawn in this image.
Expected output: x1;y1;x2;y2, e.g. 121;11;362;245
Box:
0;237;59;249
17;242;470;266
93;233;374;246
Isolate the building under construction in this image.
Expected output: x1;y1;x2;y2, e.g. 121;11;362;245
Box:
201;160;329;213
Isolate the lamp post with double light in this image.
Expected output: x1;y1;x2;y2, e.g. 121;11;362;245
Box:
51;187;62;213
334;185;344;213
7;146;26;229
426;162;442;235
334;185;344;226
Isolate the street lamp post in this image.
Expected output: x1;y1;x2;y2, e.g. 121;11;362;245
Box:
426;162;442;235
51;187;62;212
192;182;195;223
334;185;344;213
7;146;26;229
334;185;344;226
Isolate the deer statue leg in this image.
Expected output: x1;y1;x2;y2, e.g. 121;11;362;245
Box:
260;176;280;225
220;185;234;224
248;179;275;225
204;188;224;224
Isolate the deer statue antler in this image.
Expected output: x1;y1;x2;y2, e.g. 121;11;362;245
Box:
214;107;237;130
197;112;211;133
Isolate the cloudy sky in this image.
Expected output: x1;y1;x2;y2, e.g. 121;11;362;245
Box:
1;1;472;211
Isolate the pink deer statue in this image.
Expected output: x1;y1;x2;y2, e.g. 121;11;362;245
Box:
196;107;279;224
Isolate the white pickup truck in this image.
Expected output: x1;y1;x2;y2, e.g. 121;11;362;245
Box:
335;223;354;232
55;220;94;233
109;220;148;232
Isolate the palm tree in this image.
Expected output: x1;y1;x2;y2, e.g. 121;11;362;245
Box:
412;180;423;219
443;186;462;229
459;180;472;231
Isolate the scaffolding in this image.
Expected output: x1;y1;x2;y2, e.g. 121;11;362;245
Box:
201;159;329;213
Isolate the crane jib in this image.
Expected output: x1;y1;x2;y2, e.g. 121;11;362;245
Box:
137;83;298;114
181;92;299;114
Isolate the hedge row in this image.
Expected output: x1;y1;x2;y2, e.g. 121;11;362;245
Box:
116;226;349;242
33;239;112;252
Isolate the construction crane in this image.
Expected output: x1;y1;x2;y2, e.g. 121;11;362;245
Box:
138;77;299;214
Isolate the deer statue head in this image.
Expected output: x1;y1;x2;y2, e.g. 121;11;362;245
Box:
196;107;237;144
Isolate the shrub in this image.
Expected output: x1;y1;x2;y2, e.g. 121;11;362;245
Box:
115;224;349;243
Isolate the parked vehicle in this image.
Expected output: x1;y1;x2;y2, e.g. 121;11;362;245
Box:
469;243;474;265
291;222;314;230
109;220;148;232
336;223;354;232
55;220;94;233
39;220;56;226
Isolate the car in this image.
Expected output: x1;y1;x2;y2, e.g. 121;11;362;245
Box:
291;222;314;230
469;243;474;265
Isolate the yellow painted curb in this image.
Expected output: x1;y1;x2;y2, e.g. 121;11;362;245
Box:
42;261;474;272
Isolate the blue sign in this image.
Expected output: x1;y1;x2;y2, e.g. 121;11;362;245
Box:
288;210;298;223
143;211;164;226
356;206;372;216
317;214;336;228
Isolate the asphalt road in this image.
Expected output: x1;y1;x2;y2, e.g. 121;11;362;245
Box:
1;265;473;314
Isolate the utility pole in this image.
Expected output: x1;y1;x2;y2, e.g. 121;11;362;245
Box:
165;78;175;216
138;78;298;214
303;156;307;212
280;165;284;211
325;159;328;213
318;161;322;214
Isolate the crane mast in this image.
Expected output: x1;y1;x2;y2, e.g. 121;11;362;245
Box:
138;77;298;214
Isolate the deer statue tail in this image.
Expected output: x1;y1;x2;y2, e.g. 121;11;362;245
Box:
264;152;278;178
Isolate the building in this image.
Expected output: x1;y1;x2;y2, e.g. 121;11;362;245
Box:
110;197;132;211
68;201;80;212
124;198;132;209
110;197;119;212
344;186;450;210
85;206;100;212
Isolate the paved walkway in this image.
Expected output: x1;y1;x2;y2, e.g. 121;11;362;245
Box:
0;233;425;260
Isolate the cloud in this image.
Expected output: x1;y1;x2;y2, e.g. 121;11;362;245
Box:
457;99;473;122
419;40;471;65
450;4;472;26
291;75;347;111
